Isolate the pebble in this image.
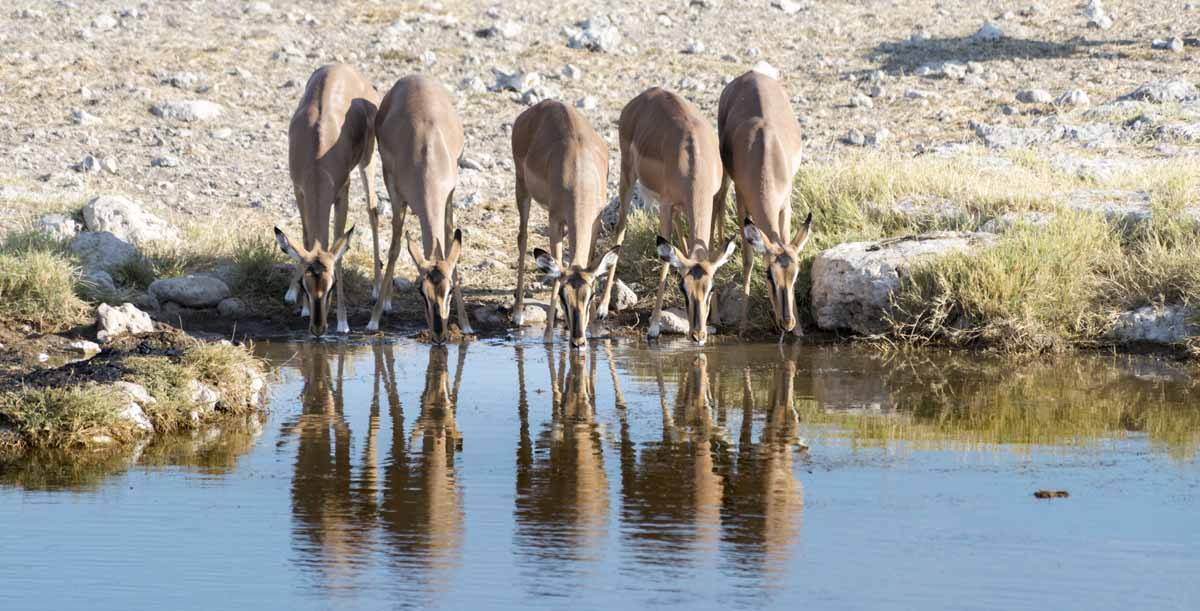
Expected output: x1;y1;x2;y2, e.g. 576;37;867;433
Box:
152;155;180;168
245;2;273;15
71;109;102;126
419;50;437;65
1056;89;1090;107
211;127;234;140
92;14;118;31
843;128;866;146
576;95;598;110
562;64;582;80
1017;89;1053;104
971;21;1005;42
850;93;873;109
684;40;705;54
1086;0;1113;30
771;0;805;14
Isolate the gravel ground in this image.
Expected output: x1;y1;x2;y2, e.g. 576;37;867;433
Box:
1;0;1198;303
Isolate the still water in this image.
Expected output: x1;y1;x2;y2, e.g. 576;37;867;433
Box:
2;339;1199;610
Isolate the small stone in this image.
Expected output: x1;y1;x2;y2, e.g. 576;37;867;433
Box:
606;278;638;312
71;109;102;126
971;21;1005;42
36;353;50;363
92;14;118;31
1056;89;1090;107
751;60;780;80
458;156;485;171
419;50;437;65
151;155;180;168
454;192;482;210
151;100;223;122
211;127;234;140
68;340;101;354
35;214;79;241
850;93;873;108
492;69;541;93
866;127;892;146
217;297;248;319
1086;0;1113;30
245;2;273;14
657;309;689;335
905;88;939;100
868;85;884;97
576;95;598;110
562;64;582;80
684;40;705;54
1169;37;1185;53
83;195;182;245
75;154;101;174
843;128;866;146
1017;88;1053;104
771;0;805;14
96;302;155;342
566;17;622;53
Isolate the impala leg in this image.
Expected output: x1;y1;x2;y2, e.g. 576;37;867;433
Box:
544;227;564;344
513;179;532;326
361;162;383;302
368;206;405;333
332;181;351;334
597;159;635;319
737;193;754;334
710;173;732;326
647;208;674;341
446;189;474;335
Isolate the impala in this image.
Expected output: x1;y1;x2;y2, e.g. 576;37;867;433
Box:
368;75;473;343
602;87;734;345
717;71;813;335
512;100;619;348
276;63;380;336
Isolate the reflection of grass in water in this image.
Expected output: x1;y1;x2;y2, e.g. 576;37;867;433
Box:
795;361;1200;460
0;415;263;491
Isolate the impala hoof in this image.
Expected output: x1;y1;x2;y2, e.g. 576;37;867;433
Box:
284;286;299;305
382;299;393;314
647;322;661;340
365;319;380;333
336;320;350;335
300;304;310;317
460;324;475;335
512;311;524;326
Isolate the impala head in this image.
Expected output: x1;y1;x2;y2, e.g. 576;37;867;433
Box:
657;236;738;345
535;246;620;349
408;229;464;345
743;212;813;332
274;226;354;337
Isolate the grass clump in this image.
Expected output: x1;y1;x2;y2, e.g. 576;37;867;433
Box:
889;212;1121;351
0;385;140;450
231;235;291;302
0;230;89;333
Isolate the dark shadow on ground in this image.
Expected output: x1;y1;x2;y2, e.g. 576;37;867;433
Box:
870;35;1136;74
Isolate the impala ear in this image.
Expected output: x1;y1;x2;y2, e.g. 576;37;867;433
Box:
792;212;814;250
656;236;686;270
743;218;771;255
534;248;562;280
330;225;355;264
274;227;304;261
589;245;620;277
711;237;738;269
445;228;463;267
406;234;427;269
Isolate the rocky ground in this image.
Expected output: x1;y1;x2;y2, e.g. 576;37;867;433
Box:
1;0;1199;347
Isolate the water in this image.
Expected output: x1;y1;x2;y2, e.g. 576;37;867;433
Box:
2;339;1199;610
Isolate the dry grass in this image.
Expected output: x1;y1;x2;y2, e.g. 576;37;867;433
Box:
0;385;140;450
0;230;90;333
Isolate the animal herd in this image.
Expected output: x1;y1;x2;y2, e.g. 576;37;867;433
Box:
275;64;814;347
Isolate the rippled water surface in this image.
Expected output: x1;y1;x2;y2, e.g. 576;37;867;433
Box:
3;339;1200;610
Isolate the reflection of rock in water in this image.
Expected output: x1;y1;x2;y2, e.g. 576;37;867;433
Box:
513;345;610;588
285;341;468;595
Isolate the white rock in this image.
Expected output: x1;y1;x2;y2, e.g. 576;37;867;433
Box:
35;214;79;241
771;0;805;14
117;401;154;433
1122;80;1198;104
189;380;220;418
151;99;223;122
1016;88;1053;104
970;21;1005;42
83;195;182;245
843;128;866;146
850;93;873;108
113;381;157;406
605;278;638;312
92;14;118;31
245;2;273;14
751;61;780;80
684;40;705;54
867;127;892;147
576;95;598;110
1109;305;1199;345
810;232;997;334
419;50;437;65
68;340;101;354
657;309;690;335
492;68;541;93
518;302;549;325
70;231;138;272
71;109;102;126
562;64;582;80
566;17;622;53
149;275;231;308
1056;89;1090;107
96;302;155;342
1085;0;1113;30
211;127;234;140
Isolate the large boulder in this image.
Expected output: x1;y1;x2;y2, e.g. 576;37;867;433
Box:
149;275;231;308
96;302;155;342
69;231;138;272
1120;80;1197;104
82;195;181;245
1108;305;1199;345
810;232;997;334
